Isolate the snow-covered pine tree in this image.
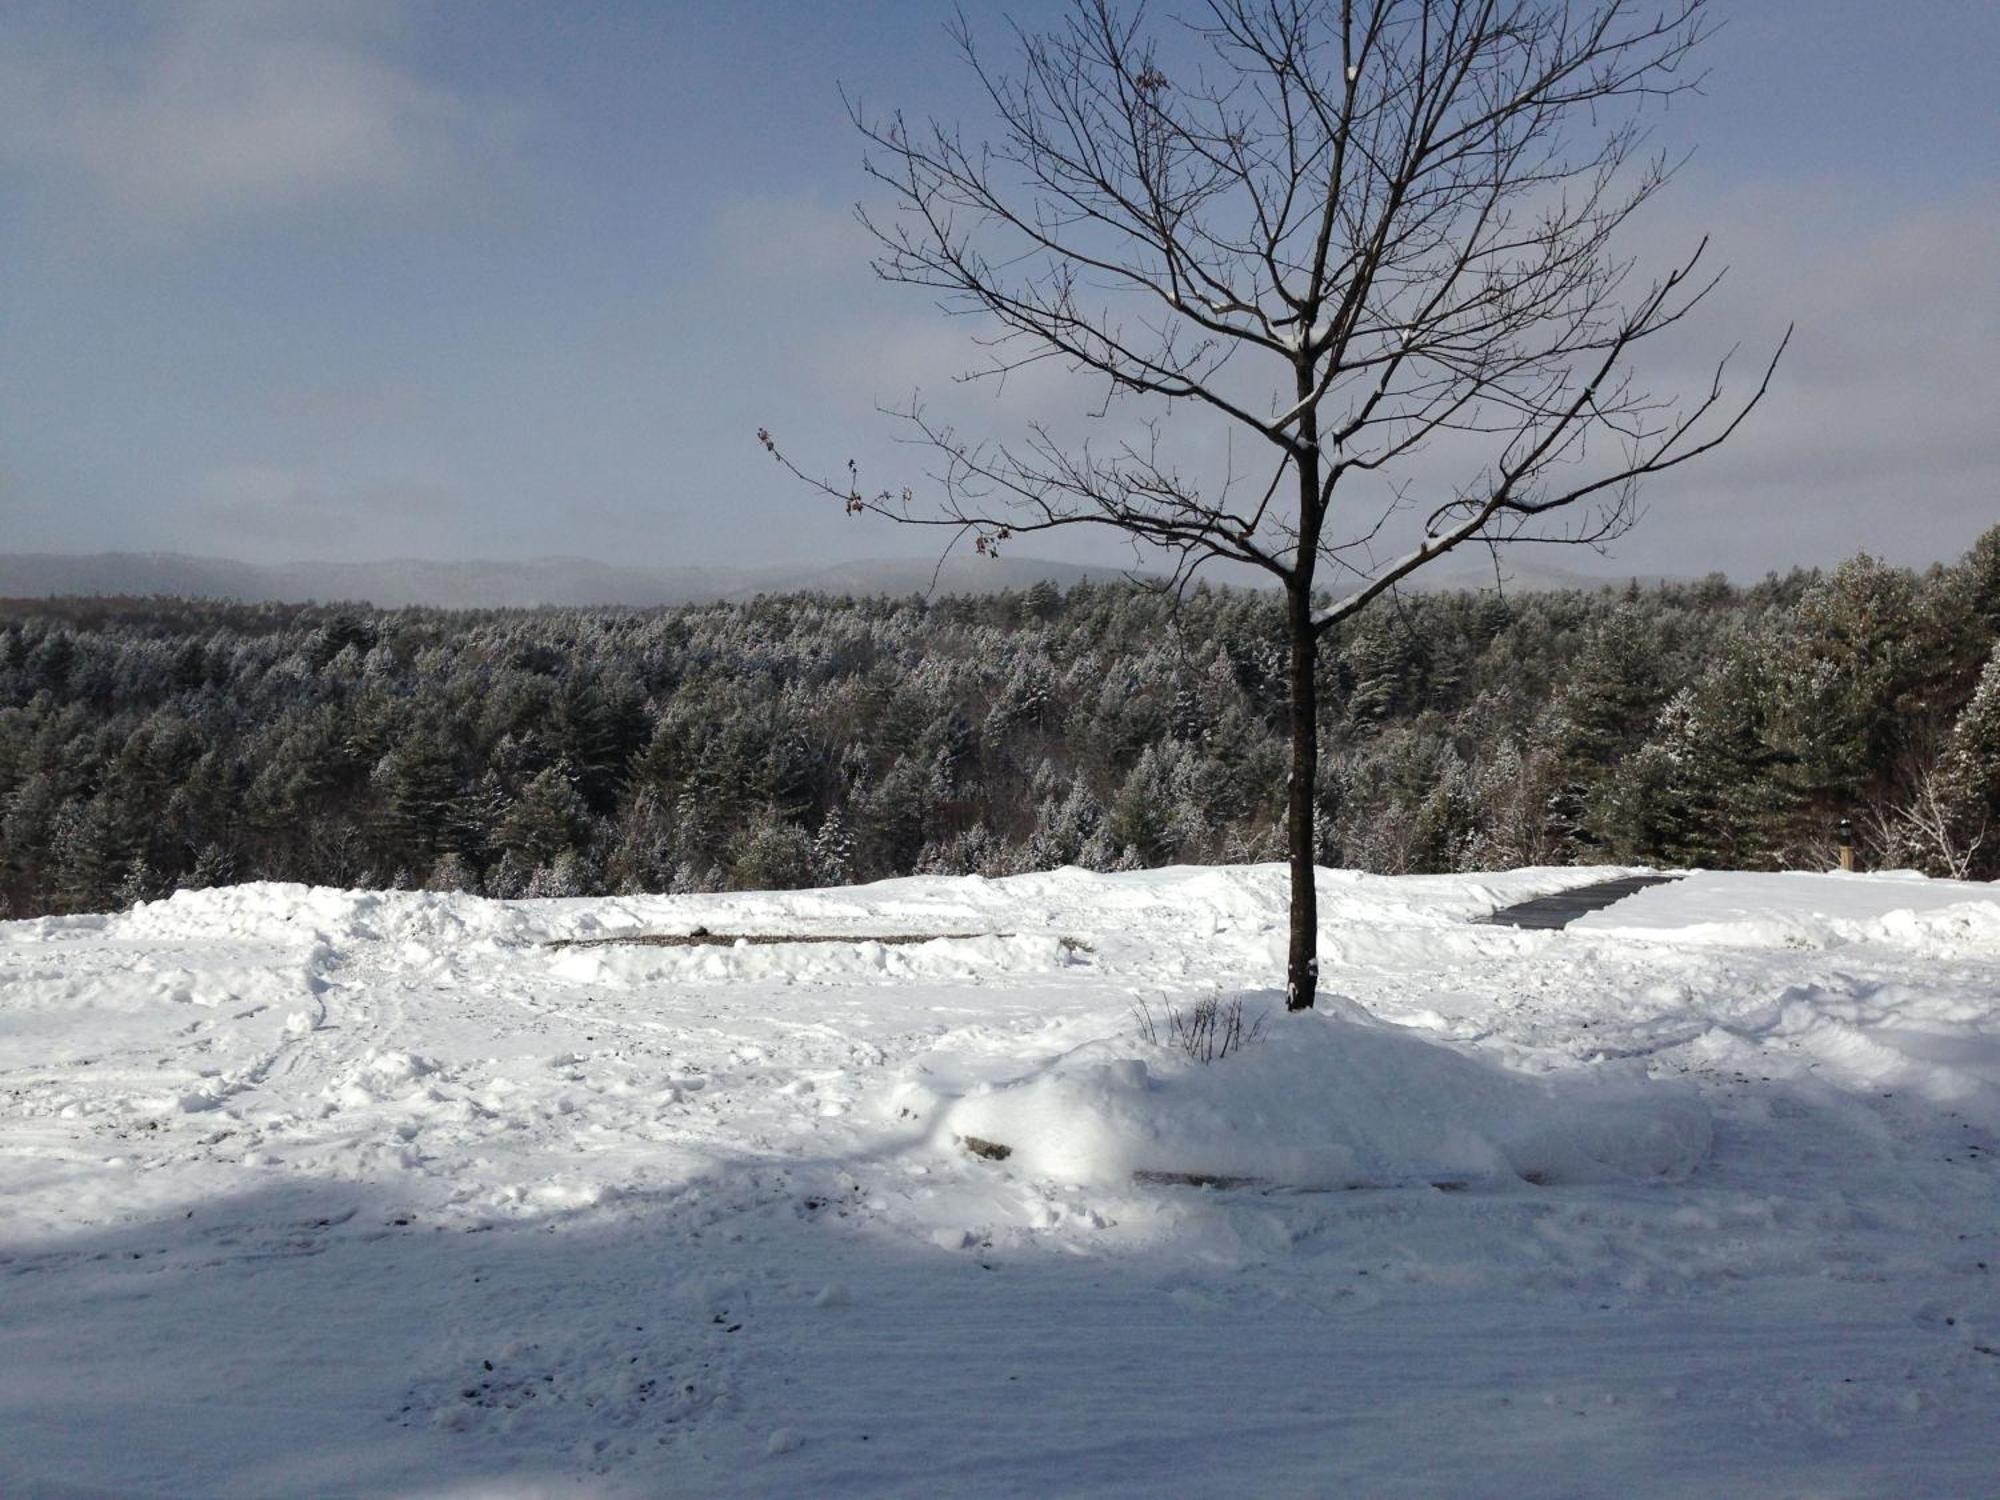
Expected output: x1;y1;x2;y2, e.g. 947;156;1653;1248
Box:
810;807;854;887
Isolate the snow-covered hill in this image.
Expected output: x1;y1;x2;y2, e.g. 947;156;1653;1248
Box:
3;865;1997;1497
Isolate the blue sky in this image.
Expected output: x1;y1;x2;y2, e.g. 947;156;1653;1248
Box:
2;0;1995;579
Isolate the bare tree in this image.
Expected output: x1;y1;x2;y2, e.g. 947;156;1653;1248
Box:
763;0;1785;1011
1864;760;1989;882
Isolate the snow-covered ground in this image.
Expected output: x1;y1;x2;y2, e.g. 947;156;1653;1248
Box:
3;864;1997;1498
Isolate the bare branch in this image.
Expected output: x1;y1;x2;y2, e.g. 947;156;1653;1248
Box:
770;0;1783;1010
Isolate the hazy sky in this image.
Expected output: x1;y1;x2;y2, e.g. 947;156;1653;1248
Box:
2;0;1995;581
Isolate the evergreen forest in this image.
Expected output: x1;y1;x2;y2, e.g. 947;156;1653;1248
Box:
3;528;1998;918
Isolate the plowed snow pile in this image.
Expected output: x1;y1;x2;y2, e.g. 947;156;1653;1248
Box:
3;864;1997;1498
927;996;1710;1189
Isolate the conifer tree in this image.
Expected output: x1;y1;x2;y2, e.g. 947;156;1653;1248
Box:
811;807;855;887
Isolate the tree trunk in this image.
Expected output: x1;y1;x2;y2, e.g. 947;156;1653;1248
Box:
1285;579;1320;1011
1285;339;1325;1013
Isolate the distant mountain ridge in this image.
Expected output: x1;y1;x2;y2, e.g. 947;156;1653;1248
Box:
0;550;1678;608
0;552;1144;609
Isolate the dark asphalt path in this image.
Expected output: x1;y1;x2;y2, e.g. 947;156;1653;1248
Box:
1482;873;1684;930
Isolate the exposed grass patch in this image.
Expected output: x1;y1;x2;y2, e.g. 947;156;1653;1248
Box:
1132;993;1269;1063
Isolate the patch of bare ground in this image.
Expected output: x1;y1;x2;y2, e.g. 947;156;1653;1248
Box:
545;928;1004;950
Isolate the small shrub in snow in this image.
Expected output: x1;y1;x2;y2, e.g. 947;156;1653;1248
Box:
1133;993;1269;1064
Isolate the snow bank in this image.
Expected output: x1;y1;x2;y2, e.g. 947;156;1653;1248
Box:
932;993;1711;1190
546;931;1075;988
1572;870;2000;954
1681;978;2000;1125
102;882;537;952
8;863;2000;1497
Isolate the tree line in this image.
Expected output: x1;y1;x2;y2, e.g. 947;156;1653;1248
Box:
1;528;1996;917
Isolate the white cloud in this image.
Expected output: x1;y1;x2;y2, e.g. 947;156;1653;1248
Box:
0;1;512;228
1602;180;2000;571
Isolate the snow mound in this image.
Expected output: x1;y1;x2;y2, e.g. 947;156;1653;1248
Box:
1573;871;2000;954
107;882;535;951
1685;980;2000;1124
327;1048;445;1108
934;994;1711;1190
546;931;1072;987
